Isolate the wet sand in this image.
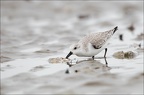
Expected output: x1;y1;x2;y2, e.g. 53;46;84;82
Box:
1;1;143;94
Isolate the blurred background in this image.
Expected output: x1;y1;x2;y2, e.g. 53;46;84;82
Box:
1;0;143;94
1;0;143;62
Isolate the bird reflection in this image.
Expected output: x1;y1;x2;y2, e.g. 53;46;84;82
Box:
67;57;109;67
66;57;110;74
104;57;108;67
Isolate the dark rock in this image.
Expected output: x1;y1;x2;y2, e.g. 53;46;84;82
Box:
65;69;69;74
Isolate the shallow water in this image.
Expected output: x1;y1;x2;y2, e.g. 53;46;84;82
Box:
1;1;143;94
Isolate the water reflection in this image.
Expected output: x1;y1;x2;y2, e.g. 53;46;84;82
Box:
66;58;110;74
67;57;109;67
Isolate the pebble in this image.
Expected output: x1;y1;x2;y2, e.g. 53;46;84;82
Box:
113;51;136;59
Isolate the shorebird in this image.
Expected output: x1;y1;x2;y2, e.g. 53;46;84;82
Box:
66;26;118;60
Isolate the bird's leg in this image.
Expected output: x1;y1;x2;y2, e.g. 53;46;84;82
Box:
92;56;95;60
104;57;108;67
104;48;107;58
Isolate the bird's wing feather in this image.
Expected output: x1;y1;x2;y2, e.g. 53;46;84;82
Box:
89;32;110;49
79;27;117;50
90;38;106;49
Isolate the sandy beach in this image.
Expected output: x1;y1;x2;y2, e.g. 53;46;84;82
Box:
1;1;143;94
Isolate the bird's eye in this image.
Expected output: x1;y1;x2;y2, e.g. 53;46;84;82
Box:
74;47;77;50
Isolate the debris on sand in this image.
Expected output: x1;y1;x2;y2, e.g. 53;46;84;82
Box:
65;69;70;74
134;33;144;41
119;34;123;41
35;49;56;53
78;14;89;19
113;51;136;59
127;24;135;32
74;70;79;73
0;56;13;63
30;66;45;72
48;57;70;63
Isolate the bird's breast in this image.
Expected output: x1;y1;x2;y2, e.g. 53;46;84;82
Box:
76;48;104;57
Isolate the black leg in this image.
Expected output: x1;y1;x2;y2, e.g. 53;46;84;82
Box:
104;57;108;67
92;56;95;60
104;48;107;58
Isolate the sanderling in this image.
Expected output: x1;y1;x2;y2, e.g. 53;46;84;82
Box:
66;26;118;60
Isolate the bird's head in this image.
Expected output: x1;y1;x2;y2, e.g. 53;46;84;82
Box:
66;43;81;59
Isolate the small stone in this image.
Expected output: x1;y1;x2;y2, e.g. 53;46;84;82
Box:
95;67;100;69
128;24;135;31
48;57;70;63
65;69;69;74
75;70;79;73
113;51;125;59
78;14;89;19
119;34;123;41
124;51;135;59
138;44;141;48
113;51;136;59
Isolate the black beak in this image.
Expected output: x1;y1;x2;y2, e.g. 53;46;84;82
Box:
66;51;73;59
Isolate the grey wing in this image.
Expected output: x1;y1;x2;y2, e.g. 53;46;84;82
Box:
88;27;118;49
86;32;107;49
90;38;106;49
80;31;111;50
90;30;115;49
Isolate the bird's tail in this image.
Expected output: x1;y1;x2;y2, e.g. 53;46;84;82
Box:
113;26;118;34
